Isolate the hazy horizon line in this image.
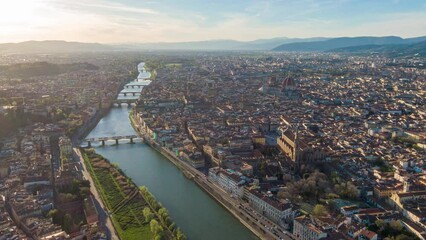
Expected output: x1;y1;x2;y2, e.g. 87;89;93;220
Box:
1;34;426;45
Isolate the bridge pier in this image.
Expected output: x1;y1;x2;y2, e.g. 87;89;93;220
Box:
123;92;127;96
132;92;136;96
85;135;138;147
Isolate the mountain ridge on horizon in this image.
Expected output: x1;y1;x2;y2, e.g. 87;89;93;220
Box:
0;37;325;53
0;36;425;53
272;36;426;52
327;39;426;57
116;37;331;50
0;40;112;54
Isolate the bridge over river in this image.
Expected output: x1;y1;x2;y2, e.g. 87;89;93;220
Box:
82;62;257;240
118;91;141;96
112;98;138;107
84;135;140;147
124;80;151;88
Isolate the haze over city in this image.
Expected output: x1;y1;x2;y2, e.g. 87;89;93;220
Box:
1;0;426;43
1;1;426;240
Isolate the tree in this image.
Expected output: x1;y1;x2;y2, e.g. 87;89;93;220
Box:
335;181;359;199
375;219;385;230
150;219;159;233
48;209;58;218
63;213;73;233
158;207;169;223
143;207;154;223
278;170;331;202
312;204;328;217
79;187;90;198
169;222;176;231
151;200;161;211
259;161;267;176
176;228;186;240
303;173;310;180
150;219;163;236
58;193;77;203
140;186;148;194
48;209;60;223
389;220;403;232
326;193;339;199
331;171;341;184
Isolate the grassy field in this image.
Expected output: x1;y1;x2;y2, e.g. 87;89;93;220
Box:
82;150;152;240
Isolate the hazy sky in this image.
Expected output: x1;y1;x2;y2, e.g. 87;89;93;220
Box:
1;0;426;43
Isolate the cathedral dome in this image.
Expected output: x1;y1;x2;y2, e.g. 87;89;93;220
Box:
282;76;295;87
281;76;296;91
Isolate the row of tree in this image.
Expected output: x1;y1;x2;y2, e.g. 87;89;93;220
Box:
140;186;186;240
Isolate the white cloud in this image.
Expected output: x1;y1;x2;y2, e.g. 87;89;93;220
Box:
0;0;425;43
53;0;159;15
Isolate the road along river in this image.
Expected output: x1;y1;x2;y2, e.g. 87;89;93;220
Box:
83;66;257;240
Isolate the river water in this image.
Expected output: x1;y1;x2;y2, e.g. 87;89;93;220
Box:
84;83;257;239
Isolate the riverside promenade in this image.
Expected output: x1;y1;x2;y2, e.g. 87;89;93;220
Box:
130;112;294;240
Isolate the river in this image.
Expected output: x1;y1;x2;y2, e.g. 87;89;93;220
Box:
84;74;257;240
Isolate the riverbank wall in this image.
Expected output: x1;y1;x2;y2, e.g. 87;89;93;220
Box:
130;114;264;240
72;107;110;145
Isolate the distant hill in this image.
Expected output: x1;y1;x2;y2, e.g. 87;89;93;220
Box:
0;38;329;53
327;40;426;57
0;40;113;54
272;36;426;52
2;37;425;53
115;37;330;51
0;62;99;78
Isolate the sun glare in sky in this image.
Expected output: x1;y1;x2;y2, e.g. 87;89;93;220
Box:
0;0;425;43
0;1;49;36
0;1;42;25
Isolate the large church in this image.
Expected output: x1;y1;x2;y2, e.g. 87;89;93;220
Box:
259;75;300;99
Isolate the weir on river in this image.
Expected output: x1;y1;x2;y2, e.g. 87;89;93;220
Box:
83;63;257;240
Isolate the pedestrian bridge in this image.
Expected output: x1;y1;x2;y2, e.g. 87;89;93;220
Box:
84;135;140;147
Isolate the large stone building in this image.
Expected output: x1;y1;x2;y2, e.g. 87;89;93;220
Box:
293;216;327;240
277;127;326;165
59;136;72;157
259;76;300;99
208;167;246;198
245;189;293;226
